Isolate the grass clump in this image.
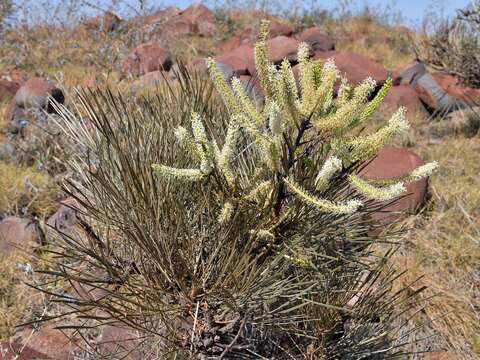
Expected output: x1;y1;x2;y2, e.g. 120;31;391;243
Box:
0;161;59;217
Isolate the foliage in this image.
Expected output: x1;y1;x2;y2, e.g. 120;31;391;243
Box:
416;1;480;88
31;20;439;358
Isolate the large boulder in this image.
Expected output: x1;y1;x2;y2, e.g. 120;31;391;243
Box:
14;77;65;113
0;217;42;257
0;80;20;103
381;85;428;118
358;146;428;226
122;42;172;77
297;27;335;52
313;50;388;85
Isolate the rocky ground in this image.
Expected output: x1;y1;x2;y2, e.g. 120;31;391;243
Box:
0;3;479;359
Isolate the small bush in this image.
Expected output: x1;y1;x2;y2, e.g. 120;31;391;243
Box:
35;21;436;358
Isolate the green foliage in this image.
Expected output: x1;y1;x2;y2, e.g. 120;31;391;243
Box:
34;21;437;358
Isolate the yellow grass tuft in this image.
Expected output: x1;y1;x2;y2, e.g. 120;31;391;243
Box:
0;161;60;217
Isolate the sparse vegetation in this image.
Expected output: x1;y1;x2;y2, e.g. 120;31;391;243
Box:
416;1;480;89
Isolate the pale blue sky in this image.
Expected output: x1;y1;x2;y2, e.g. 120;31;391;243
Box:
14;0;474;27
158;0;473;26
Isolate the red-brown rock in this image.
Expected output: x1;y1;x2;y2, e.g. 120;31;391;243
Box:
314;50;388;84
130;70;166;94
82;11;122;32
162;4;215;37
0;217;42;257
268;19;294;37
12;326;78;360
0;80;20;103
217;35;242;53
131;6;181;26
432;72;480;102
215;43;255;76
0;340;49;359
298;27;335;52
98;325;145;359
381;85;428;117
122;42;172;77
14;77;64;112
0;65;27;83
358;146;428;226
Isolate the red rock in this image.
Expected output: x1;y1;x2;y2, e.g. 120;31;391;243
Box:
217;35;242;53
122;42;172;77
82;11;121;32
215;43;255;76
162;4;215;37
432;72;480;102
0;217;42;257
0;65;27;83
0;340;49;359
381;85;428;117
0;80;20;103
98;325;144;359
298;27;335;52
131;6;181;26
314;51;388;84
358;146;428;226
268;19;294;37
12;326;78;360
130;70;166;94
14;77;64;112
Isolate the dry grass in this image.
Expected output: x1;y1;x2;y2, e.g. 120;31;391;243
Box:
0;161;60;217
336;17;414;70
390;120;480;358
0;253;43;339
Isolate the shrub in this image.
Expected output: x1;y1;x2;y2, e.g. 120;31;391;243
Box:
35;21;436;358
416;1;480;88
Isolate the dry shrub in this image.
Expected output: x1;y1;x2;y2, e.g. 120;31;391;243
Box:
416;1;480;89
